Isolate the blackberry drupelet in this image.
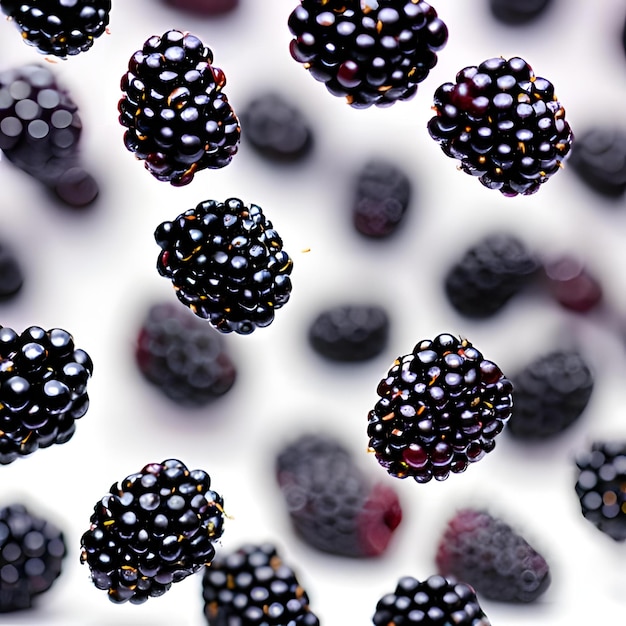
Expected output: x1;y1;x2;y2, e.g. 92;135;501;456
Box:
119;29;240;186
367;333;513;483
542;255;602;313
489;0;552;25
0;239;23;301
288;0;448;109
155;197;294;335
0;325;93;465
428;56;573;196
80;459;225;604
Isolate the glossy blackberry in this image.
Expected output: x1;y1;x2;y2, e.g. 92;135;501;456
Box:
367;333;513;483
288;0;448;109
428;56;573;196
0;239;23;301
119;29;240;186
489;0;552;25
0;503;66;612
155;197;294;335
542;255;602;313
164;0;239;14
80;459;225;604
275;433;402;557
202;542;320;626
0;325;93;465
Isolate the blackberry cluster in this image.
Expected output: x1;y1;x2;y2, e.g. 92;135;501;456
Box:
119;29;240;186
202;542;320;625
0;239;23;301
288;0;448;109
428;56;573;196
489;0;552;25
0;325;93;465
80;459;225;604
155;197;294;335
542;255;603;313
367;333;513;483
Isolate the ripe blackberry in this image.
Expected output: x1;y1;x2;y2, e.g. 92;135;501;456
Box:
164;0;238;14
288;0;448;109
428;56;573;196
0;503;66;612
119;29;240;186
488;0;552;25
0;325;93;465
0;239;23;301
542;255;602;313
80;458;225;604
202;542;320;625
155;197;294;335
367;333;513;483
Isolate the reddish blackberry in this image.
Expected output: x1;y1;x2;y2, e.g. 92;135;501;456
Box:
288;0;448;109
428;56;573;196
489;0;552;25
542;255;602;313
0;325;93;465
80;458;225;604
367;333;513;483
164;0;239;14
155;197;294;335
0;503;66;612
119;29;240;186
0;239;23;301
202;542;320;625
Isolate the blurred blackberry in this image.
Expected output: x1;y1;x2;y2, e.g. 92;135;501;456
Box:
164;0;238;14
0;503;66;612
428;56;573;196
155;197;294;335
367;333;513;483
80;458;225;604
275;433;402;558
489;0;552;25
444;233;539;318
0;239;23;301
0;325;93;465
288;0;448;109
203;542;319;625
542;255;602;313
119;29;240;186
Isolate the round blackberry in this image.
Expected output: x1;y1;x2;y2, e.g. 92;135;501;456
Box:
119;29;240;186
0;325;93;465
489;0;552;25
367;333;513;483
155;197;294;335
428;56;573;196
0;239;23;301
288;0;448;109
80;458;225;604
542;255;602;313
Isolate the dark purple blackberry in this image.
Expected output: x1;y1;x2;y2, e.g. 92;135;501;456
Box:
373;574;491;626
0;503;66;612
136;301;236;406
80;458;225;604
542;255;602;313
275;433;402;558
164;0;239;14
428;56;573;196
202;542;320;625
367;333;513;483
119;29;240;186
0;239;23;301
0;325;93;465
488;0;552;25
155;197;294;335
288;0;448;109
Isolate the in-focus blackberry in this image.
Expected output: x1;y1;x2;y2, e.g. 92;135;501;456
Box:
489;0;552;25
202;542;320;626
428;56;573;196
0;325;93;465
288;0;448;109
119;29;240;186
367;333;513;483
155;197;294;335
0;503;66;612
164;0;239;14
0;239;23;301
80;458;225;604
542;255;602;313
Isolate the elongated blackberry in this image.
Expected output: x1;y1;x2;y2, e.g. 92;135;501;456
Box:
489;0;552;25
80;459;225;604
0;239;23;301
367;333;513;483
155;197;294;335
428;56;573;196
0;325;93;465
119;29;240;186
288;0;448;109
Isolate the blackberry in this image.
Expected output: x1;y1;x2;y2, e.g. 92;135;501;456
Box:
164;0;239;14
488;0;553;25
288;0;448;109
275;433;402;558
155;197;294;335
80;458;225;604
136;301;236;406
0;325;93;465
119;29;240;186
0;239;23;301
202;542;320;625
0;503;66;612
542;255;602;313
428;56;573;196
367;333;513;483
